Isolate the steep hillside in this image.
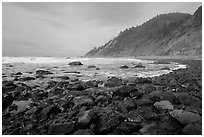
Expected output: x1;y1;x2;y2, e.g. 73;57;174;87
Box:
85;6;202;57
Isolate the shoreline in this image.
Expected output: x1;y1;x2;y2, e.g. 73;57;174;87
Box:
2;58;202;135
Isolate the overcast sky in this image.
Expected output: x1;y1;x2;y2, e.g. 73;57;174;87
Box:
2;2;202;57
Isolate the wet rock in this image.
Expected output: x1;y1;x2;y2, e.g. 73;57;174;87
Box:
161;66;171;70
134;77;152;84
182;123;202;135
49;87;65;95
68;61;83;66
169;110;201;125
48;122;74;135
158;92;176;102
95;95;108;104
73;129;94;135
20;77;35;81
78;109;96;126
118;122;142;134
154;100;174;110
41;105;61;118
63;71;81;74
116;85;137;97
124;110;143;123
121;97;136;110
105;77;123;87
152;61;170;64
69;90;84;97
73;96;94;109
14;72;23;75
139;122;157;134
98;111;121;134
134;97;154;106
2;93;15;110
87;65;96;68
132;63;145;68
60;76;70;80
36;70;53;75
120;65;129;69
2;81;17;93
8;104;18;111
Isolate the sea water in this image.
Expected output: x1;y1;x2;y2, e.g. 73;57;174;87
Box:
2;57;186;82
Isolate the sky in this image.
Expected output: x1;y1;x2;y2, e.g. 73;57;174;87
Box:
2;2;202;57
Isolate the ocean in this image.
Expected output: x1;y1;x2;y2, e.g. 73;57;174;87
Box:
2;57;186;82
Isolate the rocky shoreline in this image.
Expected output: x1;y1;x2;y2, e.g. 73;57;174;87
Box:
2;59;202;135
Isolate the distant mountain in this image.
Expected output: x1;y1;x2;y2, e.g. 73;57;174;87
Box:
85;6;202;57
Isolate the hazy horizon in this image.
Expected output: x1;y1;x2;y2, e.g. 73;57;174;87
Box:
2;2;202;57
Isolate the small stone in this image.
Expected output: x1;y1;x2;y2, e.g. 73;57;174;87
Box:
154;100;174;110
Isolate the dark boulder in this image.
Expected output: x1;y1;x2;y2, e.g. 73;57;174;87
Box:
68;61;83;66
87;65;96;68
116;85;137;97
73;129;94;135
104;77;122;87
48;122;74;135
161;66;171;70
20;77;35;81
41;105;61;118
2;81;17;93
118;122;142;134
73;96;94;109
36;70;53;75
152;61;170;64
120;65;129;69
132;63;145;68
98;111;121;134
182;123;202;135
2;93;15;110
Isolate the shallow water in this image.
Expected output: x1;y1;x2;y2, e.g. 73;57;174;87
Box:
2;57;186;82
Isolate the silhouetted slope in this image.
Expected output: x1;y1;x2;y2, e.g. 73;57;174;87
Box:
85;6;202;57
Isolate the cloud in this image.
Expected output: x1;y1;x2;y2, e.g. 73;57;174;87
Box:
2;2;202;57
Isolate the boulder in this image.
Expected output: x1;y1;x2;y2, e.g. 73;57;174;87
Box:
20;77;35;81
154;100;174;110
169;110;201;125
78;110;95;126
118;122;142;134
132;63;145;68
116;85;137;97
2;81;17;93
182;123;202;135
41;105;61;118
104;77;122;87
152;61;170;64
87;65;96;68
120;65;129;69
98;111;121;134
95;95;108;104
36;70;53;75
48;122;74;135
161;66;171;70
73;96;94;109
73;129;94;135
68;61;83;66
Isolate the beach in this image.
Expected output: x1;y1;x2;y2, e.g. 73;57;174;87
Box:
2;57;202;135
